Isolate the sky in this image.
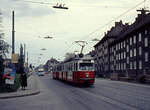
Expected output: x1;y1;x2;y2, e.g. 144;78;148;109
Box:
0;0;150;66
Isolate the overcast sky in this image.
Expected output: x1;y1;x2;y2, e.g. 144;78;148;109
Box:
0;0;149;66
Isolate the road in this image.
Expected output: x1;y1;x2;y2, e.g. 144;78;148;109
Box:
0;74;150;110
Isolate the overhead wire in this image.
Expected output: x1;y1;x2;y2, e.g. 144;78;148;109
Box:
12;0;149;59
13;0;134;9
59;0;149;57
81;0;147;42
13;0;54;5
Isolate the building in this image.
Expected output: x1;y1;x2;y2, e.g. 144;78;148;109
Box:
94;20;127;77
45;58;59;72
109;9;150;79
94;8;150;79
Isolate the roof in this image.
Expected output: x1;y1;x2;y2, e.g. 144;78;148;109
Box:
94;20;126;47
110;9;150;46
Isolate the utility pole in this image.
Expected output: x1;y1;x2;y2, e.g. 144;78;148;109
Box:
27;52;28;66
12;11;15;54
24;44;26;63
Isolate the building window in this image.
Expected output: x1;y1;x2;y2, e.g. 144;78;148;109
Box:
112;47;114;52
130;62;132;70
145;52;148;62
121;52;123;59
116;64;118;70
121;63;123;70
116;54;118;60
130;37;132;45
133;35;136;44
139;61;142;69
121;42;123;49
130;49;133;57
134;48;136;57
124;41;126;48
127;57;129;64
134;61;136;70
116;44;118;50
139;47;142;55
126;39;129;43
119;43;120;50
124;63;126;70
114;51;116;56
139;33;142;42
124;52;126;59
145;37;148;47
127;45;129;52
145;30;147;35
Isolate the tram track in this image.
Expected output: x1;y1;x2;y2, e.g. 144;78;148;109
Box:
75;87;140;110
93;83;150;102
78;83;150;110
41;76;150;110
94;80;150;100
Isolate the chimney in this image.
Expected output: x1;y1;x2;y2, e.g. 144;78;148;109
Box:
136;8;149;22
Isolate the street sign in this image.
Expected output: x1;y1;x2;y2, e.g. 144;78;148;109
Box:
11;54;19;63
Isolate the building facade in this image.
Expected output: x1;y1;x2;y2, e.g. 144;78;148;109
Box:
94;9;150;78
109;9;150;79
94;21;127;77
45;58;59;72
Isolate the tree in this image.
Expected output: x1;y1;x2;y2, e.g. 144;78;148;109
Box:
0;11;10;83
64;53;76;61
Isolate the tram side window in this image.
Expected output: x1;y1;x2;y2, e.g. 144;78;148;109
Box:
74;63;75;71
75;63;78;71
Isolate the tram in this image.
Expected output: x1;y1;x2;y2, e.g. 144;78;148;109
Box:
52;54;95;86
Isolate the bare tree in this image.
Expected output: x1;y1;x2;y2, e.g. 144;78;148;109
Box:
0;11;10;58
64;52;76;61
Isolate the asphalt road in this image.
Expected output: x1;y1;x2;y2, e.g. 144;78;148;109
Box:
1;74;150;110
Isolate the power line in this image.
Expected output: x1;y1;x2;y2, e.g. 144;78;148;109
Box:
13;0;149;58
14;0;133;9
58;42;76;56
81;0;147;41
14;0;54;5
59;0;148;56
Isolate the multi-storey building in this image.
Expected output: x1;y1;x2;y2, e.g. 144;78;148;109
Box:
94;21;127;77
109;9;150;79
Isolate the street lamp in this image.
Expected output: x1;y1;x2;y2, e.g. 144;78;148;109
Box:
41;48;46;51
53;3;69;9
74;50;79;53
92;38;100;42
44;35;53;39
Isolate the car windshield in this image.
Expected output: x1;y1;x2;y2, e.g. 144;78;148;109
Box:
79;63;93;71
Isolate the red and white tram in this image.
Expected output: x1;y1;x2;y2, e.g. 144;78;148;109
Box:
52;55;95;85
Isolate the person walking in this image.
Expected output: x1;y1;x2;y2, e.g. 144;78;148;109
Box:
20;72;27;90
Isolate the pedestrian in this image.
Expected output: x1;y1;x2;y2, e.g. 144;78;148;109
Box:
20;72;27;90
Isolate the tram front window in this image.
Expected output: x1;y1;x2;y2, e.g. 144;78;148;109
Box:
79;63;93;71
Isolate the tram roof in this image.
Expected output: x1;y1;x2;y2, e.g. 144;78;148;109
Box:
63;54;93;63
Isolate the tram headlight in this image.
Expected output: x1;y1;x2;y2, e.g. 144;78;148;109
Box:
86;73;89;78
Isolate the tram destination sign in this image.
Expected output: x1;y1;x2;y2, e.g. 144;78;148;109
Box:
82;59;91;63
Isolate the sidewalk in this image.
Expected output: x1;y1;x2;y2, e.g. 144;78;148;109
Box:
0;73;40;99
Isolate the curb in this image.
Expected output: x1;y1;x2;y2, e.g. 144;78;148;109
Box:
0;90;40;99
